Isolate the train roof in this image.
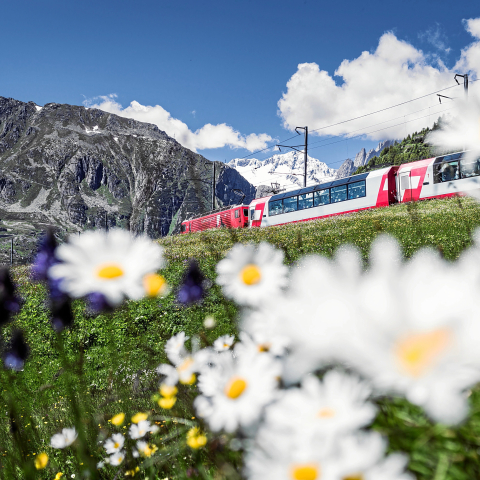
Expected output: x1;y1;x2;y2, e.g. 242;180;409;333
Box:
269;171;371;202
183;204;249;222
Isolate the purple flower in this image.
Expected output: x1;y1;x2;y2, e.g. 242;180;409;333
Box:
50;298;73;332
32;230;58;281
0;269;21;326
87;292;113;314
3;330;29;371
177;260;208;305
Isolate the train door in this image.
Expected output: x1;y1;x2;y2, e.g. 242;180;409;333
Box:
398;171;412;202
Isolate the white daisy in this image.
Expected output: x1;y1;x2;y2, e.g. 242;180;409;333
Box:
426;96;480;164
348;237;480;424
104;433;125;454
129;420;157;439
157;332;213;386
106;450;125;466
329;432;414;480
245;429;334;480
48;229;165;305
252;245;363;384
50;427;78;448
194;344;280;433
216;242;288;307
263;370;376;440
213;335;235;352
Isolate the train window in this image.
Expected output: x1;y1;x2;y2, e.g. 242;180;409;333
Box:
181;224;186;232
250;209;255;220
348;181;366;199
243;209;248;217
314;189;330;206
331;185;347;203
298;193;313;210
235;210;240;218
283;196;298;213
460;157;480;179
269;199;283;216
434;160;460;183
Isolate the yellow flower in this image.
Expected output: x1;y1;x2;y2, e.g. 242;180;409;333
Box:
109;412;125;426
125;466;140;476
54;473;64;480
159;384;178;398
34;452;49;469
138;441;158;457
186;427;207;449
131;412;148;424
158;396;177;409
143;273;168;297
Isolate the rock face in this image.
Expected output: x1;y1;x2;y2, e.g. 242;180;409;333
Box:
335;158;354;180
0;96;255;263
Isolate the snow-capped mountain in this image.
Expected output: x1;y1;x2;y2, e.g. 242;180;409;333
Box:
227;151;337;194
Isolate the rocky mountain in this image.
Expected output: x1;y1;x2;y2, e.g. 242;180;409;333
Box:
228;151;337;196
0;96;255;264
335;140;396;179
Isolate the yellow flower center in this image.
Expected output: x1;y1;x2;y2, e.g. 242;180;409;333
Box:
395;328;451;377
258;343;271;352
141;444;157;457
317;408;335;418
97;263;124;280
143;273;167;297
224;376;248;399
178;357;196;384
343;475;364;480
240;264;262;285
291;464;320;480
114;442;120;449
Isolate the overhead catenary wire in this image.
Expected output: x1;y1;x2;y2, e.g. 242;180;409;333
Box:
246;106;455;189
234;80;477;163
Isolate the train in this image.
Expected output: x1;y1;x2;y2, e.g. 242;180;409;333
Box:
180;151;480;234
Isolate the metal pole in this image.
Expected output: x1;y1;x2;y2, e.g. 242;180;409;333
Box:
10;237;13;266
212;162;216;211
465;74;469;98
304;126;308;188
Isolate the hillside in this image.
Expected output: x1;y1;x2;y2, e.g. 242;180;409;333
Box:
0;97;255;263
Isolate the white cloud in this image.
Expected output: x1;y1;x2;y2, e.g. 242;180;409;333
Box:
85;95;272;153
419;24;451;53
278;19;480;141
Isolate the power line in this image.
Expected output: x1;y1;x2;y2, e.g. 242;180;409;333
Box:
246;106;454;188
308;83;461;134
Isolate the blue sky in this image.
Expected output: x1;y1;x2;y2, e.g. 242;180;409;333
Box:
1;0;480;173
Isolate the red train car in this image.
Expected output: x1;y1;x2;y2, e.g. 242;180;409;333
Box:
181;205;250;234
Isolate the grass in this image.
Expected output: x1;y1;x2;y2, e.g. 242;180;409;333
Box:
2;196;480;479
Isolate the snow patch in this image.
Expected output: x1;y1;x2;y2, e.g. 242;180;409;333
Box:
35;105;42;112
85;125;101;134
228;151;337;192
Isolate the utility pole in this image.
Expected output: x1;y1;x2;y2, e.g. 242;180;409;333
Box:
212;162;216;211
277;126;309;187
455;73;469;98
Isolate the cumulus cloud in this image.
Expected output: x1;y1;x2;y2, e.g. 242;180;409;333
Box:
86;95;272;153
278;19;480;141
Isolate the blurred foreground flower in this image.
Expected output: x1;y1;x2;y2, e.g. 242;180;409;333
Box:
186;427;207;449
50;427;77;448
49;229;165;306
3;330;29;371
177;259;207;304
34;452;49;470
0;268;21;325
426;96;480;163
216;242;288;307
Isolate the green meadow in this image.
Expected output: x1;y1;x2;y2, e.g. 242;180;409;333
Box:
3;196;480;479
